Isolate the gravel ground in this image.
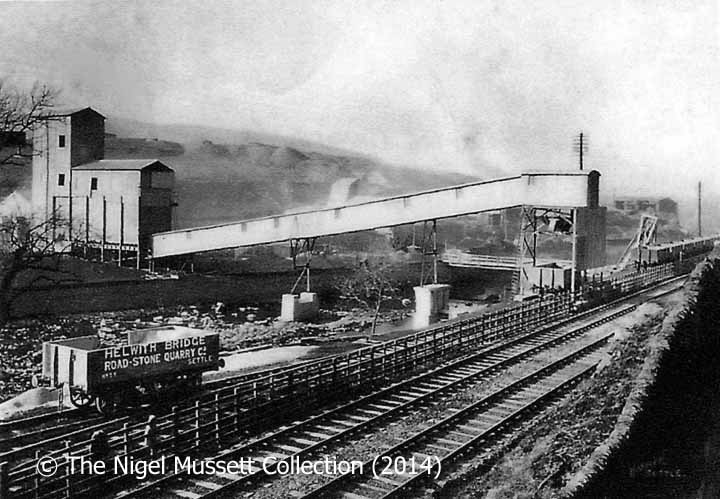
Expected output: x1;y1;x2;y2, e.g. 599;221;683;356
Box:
0;303;409;403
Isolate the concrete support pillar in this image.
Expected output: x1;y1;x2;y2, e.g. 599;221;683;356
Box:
279;292;319;322
413;284;451;328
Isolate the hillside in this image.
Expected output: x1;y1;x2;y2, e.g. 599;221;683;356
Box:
1;119;479;230
7;117;699;241
103;118;479;229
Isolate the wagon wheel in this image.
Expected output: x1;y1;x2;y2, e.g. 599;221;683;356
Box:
94;395;116;416
69;387;93;408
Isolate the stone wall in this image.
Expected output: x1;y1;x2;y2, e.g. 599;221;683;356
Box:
8;269;353;319
563;254;720;497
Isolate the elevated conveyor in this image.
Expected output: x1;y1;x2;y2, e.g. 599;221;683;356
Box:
152;171;600;258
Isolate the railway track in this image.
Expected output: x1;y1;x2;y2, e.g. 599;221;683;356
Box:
306;338;607;499
0;408;79;434
0;273;684;499
116;302;637;499
0;277;681;467
0;298;570;466
0;360;325;453
0;412;104;454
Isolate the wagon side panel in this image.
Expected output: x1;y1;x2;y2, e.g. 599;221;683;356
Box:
45;345;90;391
88;334;221;388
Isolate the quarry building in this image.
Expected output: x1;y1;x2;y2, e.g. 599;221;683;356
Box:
31;107;175;264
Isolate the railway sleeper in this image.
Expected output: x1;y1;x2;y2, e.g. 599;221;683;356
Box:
290;436;321;446
356;408;384;417
457;423;484;433
448;429;477;440
387;394;416;403
274;443;304;453
358;481;391;494
373;474;404;486
473;414;504;426
329;419;357;427
346;414;371;423
315;424;347;433
497;400;528;410
436;436;465;447
426;442;454;454
303;430;333;439
170;489;201;498
341;490;373;499
254;449;289;460
215;471;240;481
192;479;222;490
367;402;398;411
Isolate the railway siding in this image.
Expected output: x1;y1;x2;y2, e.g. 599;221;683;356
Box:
437;259;712;498
0;260;691;498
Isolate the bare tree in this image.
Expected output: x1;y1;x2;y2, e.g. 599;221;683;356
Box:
338;261;400;339
0;80;58;166
0;212;80;324
0;80;70;324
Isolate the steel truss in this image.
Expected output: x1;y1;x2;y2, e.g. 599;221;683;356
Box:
418;220;439;286
289;237;317;294
517;206;577;295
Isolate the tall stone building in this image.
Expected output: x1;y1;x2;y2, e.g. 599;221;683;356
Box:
32;107;175;264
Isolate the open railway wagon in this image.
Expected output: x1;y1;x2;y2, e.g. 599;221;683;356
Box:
35;326;223;414
643;235;719;266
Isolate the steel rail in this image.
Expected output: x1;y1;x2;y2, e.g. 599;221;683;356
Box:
0;268;685;498
0;416;105;453
120;303;637;499
0;409;80;432
302;334;611;498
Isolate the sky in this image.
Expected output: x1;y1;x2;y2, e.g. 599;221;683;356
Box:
0;0;718;201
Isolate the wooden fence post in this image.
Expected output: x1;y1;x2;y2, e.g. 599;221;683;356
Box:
34;450;41;498
194;400;201;450
234;387;241;435
172;406;180;453
214;394;221;449
143;415;158;458
64;440;71;499
0;461;8;499
122;423;130;457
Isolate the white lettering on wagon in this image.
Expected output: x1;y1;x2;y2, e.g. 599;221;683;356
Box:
104;342;159;359
100;336;214;379
164;336;205;350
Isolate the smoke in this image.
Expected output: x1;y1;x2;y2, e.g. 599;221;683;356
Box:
0;0;717;199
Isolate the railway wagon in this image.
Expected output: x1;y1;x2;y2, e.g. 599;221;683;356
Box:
644;236;717;265
38;326;223;413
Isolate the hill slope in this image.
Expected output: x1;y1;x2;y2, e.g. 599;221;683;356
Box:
103;118;481;229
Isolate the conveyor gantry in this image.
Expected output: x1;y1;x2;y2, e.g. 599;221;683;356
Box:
151;170;600;259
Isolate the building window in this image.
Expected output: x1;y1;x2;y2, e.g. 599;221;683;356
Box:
58;135;66;148
90;177;98;191
58;174;65;186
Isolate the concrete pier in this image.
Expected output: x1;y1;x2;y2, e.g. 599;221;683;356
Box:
280;292;319;322
413;284;451;327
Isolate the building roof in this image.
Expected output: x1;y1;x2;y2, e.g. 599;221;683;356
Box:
39;107;105;119
73;159;173;172
614;196;661;202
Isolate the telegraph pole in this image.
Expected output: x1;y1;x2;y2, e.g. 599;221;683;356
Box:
698;181;702;237
573;132;588;171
